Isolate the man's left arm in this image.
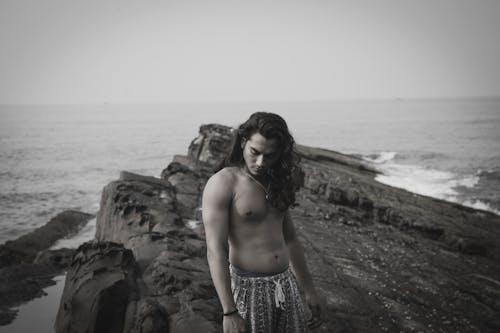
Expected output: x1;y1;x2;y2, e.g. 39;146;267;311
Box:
283;210;324;327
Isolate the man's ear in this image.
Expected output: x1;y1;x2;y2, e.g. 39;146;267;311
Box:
240;137;246;149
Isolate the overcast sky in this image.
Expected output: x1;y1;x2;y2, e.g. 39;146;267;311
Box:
1;0;499;104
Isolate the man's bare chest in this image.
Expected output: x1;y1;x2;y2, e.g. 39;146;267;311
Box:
231;187;281;222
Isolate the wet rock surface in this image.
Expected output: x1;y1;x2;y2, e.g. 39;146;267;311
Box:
0;210;94;325
0;210;94;268
56;124;500;332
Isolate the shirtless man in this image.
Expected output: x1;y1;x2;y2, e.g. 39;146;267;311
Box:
202;112;323;333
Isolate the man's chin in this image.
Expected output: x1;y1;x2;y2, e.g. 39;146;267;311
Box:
244;166;266;177
253;169;266;176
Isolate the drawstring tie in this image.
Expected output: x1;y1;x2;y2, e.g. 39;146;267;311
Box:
274;280;285;309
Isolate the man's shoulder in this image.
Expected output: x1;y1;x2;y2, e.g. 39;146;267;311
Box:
210;166;239;181
206;167;239;188
203;167;239;201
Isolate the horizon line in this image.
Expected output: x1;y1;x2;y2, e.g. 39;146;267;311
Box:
1;95;500;107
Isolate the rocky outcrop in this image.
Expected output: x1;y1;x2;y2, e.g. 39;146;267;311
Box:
0;210;94;325
55;242;143;333
56;124;500;333
95;171;180;244
187;123;234;168
295;152;500;332
57;163;218;332
0;210;94;267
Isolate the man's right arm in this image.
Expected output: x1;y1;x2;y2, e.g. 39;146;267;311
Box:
202;170;246;332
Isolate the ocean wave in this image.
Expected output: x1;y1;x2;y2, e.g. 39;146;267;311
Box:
461;199;500;216
477;168;500;182
370;162;500;215
417;152;451;161
392;151;451;162
0;191;60;202
362;152;398;164
375;164;478;198
361;151;453;166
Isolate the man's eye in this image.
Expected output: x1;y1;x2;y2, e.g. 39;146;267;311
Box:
265;153;276;159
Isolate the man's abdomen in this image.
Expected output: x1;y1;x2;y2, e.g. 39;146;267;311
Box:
229;238;290;274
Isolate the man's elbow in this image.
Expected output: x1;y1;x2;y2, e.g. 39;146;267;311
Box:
206;244;228;263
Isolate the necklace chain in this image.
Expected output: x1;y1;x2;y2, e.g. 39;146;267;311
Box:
242;169;271;200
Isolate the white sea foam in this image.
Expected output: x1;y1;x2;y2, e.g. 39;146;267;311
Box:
461;199;500;216
362;151;397;164
376;164;460;198
373;162;493;213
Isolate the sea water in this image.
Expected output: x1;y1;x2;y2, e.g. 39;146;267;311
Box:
1;98;499;331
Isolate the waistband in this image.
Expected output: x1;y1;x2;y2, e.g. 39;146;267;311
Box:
230;263;290;278
229;263;291;310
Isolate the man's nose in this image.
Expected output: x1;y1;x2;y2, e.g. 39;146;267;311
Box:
256;155;264;167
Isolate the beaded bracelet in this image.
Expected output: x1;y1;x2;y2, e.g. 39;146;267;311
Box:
223;309;238;316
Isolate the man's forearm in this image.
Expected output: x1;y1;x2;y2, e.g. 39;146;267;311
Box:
207;250;236;313
288;240;316;294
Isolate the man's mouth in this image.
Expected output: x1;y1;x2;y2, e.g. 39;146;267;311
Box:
254;167;264;174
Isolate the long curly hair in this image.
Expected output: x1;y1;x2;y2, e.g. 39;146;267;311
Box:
221;112;301;211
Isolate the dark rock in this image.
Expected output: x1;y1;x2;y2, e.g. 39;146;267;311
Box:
0;248;73;324
0;262;59;323
160;161;197;180
358;196;374;211
159;124;233;220
95;171;178;244
375;206;405;225
169;302;217;333
325;185;345;204
33;248;76;268
58;153;219;332
131;298;169;333
444;234;491;256
405;220;444;240
0;308;17;326
161;161;210;220
0;210;94;267
55;241;140;333
304;175;326;194
0;210;93;326
296;144;379;174
187;124;233;168
125;232;170;269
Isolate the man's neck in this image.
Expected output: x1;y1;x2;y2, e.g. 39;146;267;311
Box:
240;165;269;184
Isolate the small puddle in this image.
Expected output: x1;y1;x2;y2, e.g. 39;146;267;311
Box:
0;274;66;333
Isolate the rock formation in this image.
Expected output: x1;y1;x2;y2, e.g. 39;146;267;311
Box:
0;210;94;325
56;124;500;332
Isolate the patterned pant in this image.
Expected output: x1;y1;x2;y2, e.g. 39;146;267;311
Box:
230;264;307;333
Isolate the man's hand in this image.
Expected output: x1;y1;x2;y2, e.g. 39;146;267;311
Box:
223;312;247;333
305;290;325;329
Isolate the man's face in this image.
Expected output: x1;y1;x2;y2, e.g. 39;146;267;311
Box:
241;132;281;177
